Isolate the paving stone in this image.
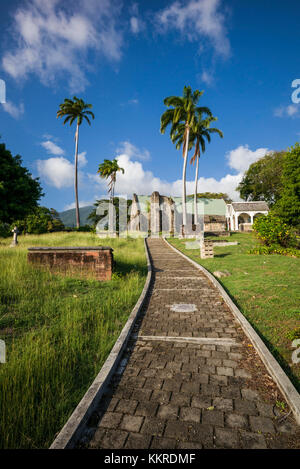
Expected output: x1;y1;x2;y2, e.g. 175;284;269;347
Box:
186;423;214;447
150;437;178;449
98;412;123;430
200;384;221;397
157;404;179;420
209;374;228;385
217;366;234;377
170;392;191;407
131;389;152;401
162;379;182;392
256;402;275;418
177;441;203;449
150;390;172;404
214;427;239;449
143;377;164;390
235;369;252;379
180;406;201;423
228;352;243;360
234;399;258;416
191;396;212;409
241;388;260;401
135;401;159;417
125;433;152;449
100;429;128;449
220;385;241;399
140;417;166;437
223;359;239;368
249;416;275;433
120;414;144;433
202;409;224;427
213;397;234;412
239;431;267;449
181;381;201;394
225;413;249;430
115;399;138;415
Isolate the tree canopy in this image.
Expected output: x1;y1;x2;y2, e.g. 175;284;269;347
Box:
236;151;285;206
0;142;44;223
273;143;300;228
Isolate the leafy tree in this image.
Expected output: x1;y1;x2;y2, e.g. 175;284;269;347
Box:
57;96;95;228
0;142;44;224
160;86;212;230
237;151;285;206
273;143;300;228
187;192;232;203
13;206;65;234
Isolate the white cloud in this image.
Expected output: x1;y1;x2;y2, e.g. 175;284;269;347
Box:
38;141;267;202
130;16;145;34
41;140;65;156
2;101;24;119
36;157;74;188
64;199;95;210
226;145;269;173
78;151;88;168
155;0;230;58
200;70;214;86
88;141;262;201
274;104;299;118
2;0;123;92
116;141;150;161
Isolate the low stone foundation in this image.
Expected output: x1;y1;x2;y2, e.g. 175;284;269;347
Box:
27;246;113;281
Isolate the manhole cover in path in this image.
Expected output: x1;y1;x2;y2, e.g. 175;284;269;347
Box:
170;303;197;313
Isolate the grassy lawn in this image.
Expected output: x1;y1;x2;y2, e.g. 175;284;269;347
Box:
168;233;300;393
0;232;147;449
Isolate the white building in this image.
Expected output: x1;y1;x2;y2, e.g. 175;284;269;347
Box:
226;202;269;232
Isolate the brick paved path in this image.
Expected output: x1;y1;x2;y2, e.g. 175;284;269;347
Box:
87;238;299;449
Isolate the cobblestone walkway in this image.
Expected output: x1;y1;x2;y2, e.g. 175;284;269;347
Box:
87;238;299;449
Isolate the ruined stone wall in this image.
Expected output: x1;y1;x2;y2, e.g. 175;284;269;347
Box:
28;247;113;281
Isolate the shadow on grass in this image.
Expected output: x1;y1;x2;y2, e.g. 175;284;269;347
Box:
214;253;231;258
113;259;148;278
215;279;300;394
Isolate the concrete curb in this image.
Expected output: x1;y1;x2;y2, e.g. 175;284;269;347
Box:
49;238;153;449
163;237;300;425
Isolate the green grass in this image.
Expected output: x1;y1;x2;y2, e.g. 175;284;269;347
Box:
168;233;300;392
0;232;147;449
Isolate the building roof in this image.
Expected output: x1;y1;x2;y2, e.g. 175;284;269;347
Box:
173;197;227;216
231;201;269;212
133;195;227;216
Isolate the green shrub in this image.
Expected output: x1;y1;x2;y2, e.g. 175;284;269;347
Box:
11;207;65;235
252;212;297;248
248;244;300;258
0;222;11;238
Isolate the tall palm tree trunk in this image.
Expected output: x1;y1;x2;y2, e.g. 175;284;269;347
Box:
74;121;80;228
194;155;199;226
182;124;190;232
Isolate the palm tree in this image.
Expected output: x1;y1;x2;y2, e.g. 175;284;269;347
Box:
97;159;124;235
57;96;95;228
97;159;124;201
160;86;212;234
189;113;223;225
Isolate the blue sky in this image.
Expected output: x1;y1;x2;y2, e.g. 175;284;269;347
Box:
0;0;300;211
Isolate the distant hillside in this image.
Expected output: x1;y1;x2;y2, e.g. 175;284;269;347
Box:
59;205;94;227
